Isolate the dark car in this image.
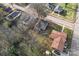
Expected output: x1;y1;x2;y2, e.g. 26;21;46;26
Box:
54;50;61;55
54;5;64;14
48;3;57;11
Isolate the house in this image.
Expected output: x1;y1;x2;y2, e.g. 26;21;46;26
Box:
54;5;64;14
6;10;21;21
34;20;48;32
17;12;38;31
49;30;67;52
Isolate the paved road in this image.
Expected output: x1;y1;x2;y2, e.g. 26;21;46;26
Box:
7;4;74;30
45;15;74;30
70;4;79;56
12;4;38;18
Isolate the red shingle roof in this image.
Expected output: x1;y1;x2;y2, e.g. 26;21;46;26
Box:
49;30;67;52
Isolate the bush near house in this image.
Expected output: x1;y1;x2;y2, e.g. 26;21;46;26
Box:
3;21;12;28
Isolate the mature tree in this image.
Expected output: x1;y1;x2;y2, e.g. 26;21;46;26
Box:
65;3;68;7
31;3;49;19
0;31;10;55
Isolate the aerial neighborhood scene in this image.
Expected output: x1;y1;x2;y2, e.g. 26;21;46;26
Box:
0;3;79;56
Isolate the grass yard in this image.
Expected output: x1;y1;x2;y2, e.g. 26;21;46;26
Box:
64;28;73;49
48;22;62;32
60;3;77;22
50;3;77;23
0;8;3;12
29;30;52;50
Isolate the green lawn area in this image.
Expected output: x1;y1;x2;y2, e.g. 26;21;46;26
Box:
30;30;52;49
3;20;11;28
27;30;52;55
0;8;3;12
48;22;62;32
50;3;77;23
60;3;77;22
64;28;73;49
59;3;77;10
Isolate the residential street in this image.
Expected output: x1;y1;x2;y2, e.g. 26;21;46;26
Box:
45;15;74;30
12;4;38;17
70;4;79;56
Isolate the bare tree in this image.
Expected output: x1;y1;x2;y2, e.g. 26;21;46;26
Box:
31;3;49;19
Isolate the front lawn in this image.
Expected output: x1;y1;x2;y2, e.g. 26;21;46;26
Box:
50;3;77;23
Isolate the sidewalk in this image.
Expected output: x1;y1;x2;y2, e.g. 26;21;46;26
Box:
70;4;79;56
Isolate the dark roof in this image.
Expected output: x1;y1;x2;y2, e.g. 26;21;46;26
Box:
35;20;48;32
48;3;57;10
54;5;63;13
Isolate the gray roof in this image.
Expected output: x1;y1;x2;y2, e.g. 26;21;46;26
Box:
54;5;63;13
35;20;48;32
48;3;57;10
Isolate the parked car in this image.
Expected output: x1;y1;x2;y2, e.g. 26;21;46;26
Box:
54;5;64;14
54;50;61;55
48;3;57;11
52;50;61;55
